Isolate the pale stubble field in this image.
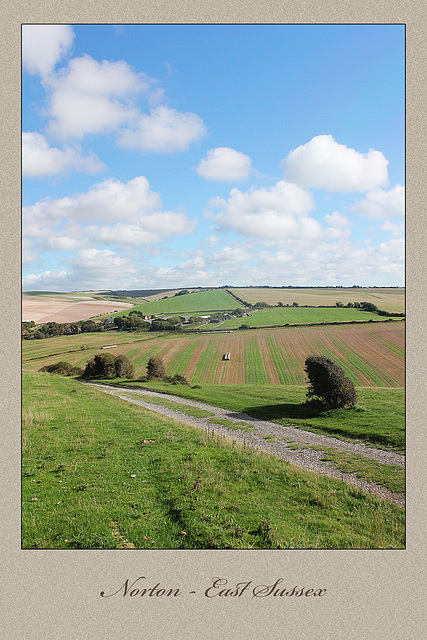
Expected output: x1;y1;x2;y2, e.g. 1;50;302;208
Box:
22;293;133;323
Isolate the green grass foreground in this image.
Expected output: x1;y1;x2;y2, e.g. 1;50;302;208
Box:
22;372;404;549
108;380;405;452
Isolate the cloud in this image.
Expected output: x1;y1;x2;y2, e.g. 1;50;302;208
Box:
26;45;205;153
256;236;404;285
137;230;404;288
381;220;404;238
23;230;404;290
22;176;196;250
196;147;252;181
323;211;352;239
22;132;105;177
378;237;404;260
24;176;161;224
22;237;40;265
283;135;389;192
23;270;70;289
211;180;320;241
324;211;352;227
118;105;207;153
349;185;405;219
72;248;137;281
43;222;90;251
22;249;137;291
45;55;153;140
86;213;195;247
22;25;74;78
210;246;251;264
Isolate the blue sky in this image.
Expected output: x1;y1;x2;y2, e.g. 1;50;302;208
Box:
22;24;405;291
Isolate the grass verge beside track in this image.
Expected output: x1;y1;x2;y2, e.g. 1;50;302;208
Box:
107;380;405;452
22;372;404;549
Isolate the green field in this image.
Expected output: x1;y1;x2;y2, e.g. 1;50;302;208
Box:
201;306;382;329
101;289;244;318
22;372;405;549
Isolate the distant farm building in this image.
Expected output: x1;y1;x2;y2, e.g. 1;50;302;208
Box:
222;352;231;361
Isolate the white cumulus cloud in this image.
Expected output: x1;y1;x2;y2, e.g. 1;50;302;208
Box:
22;25;74;78
22;270;71;289
349;185;405;219
211;180;320;241
283;134;389;192
324;211;352;228
26;176;161;224
46;55;152;140
118;105;207;153
22;176;196;250
25;43;205;154
22;249;137;291
22;132;105;177
86;212;195;247
196;147;252;181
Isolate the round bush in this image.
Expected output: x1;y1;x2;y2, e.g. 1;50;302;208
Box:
304;356;357;409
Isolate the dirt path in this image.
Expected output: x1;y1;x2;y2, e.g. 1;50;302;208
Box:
86;382;405;508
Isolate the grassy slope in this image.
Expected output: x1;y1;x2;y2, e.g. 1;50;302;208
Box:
101;289;244;318
22;372;404;549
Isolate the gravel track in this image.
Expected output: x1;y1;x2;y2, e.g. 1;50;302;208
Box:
87;382;405;508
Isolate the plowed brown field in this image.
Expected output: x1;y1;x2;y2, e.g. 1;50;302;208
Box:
135;321;404;387
24;320;404;388
22;294;133;323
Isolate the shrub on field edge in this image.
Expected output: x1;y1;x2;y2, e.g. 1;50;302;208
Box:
146;356;166;380
164;373;191;386
144;357;190;385
304;355;357;409
39;361;84;376
82;353;134;379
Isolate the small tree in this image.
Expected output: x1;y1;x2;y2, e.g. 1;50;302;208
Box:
83;353;116;378
146;356;166;380
304;356;357;409
114;354;134;378
361;301;378;313
82;353;133;379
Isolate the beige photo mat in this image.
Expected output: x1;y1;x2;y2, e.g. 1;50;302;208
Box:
2;2;425;638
